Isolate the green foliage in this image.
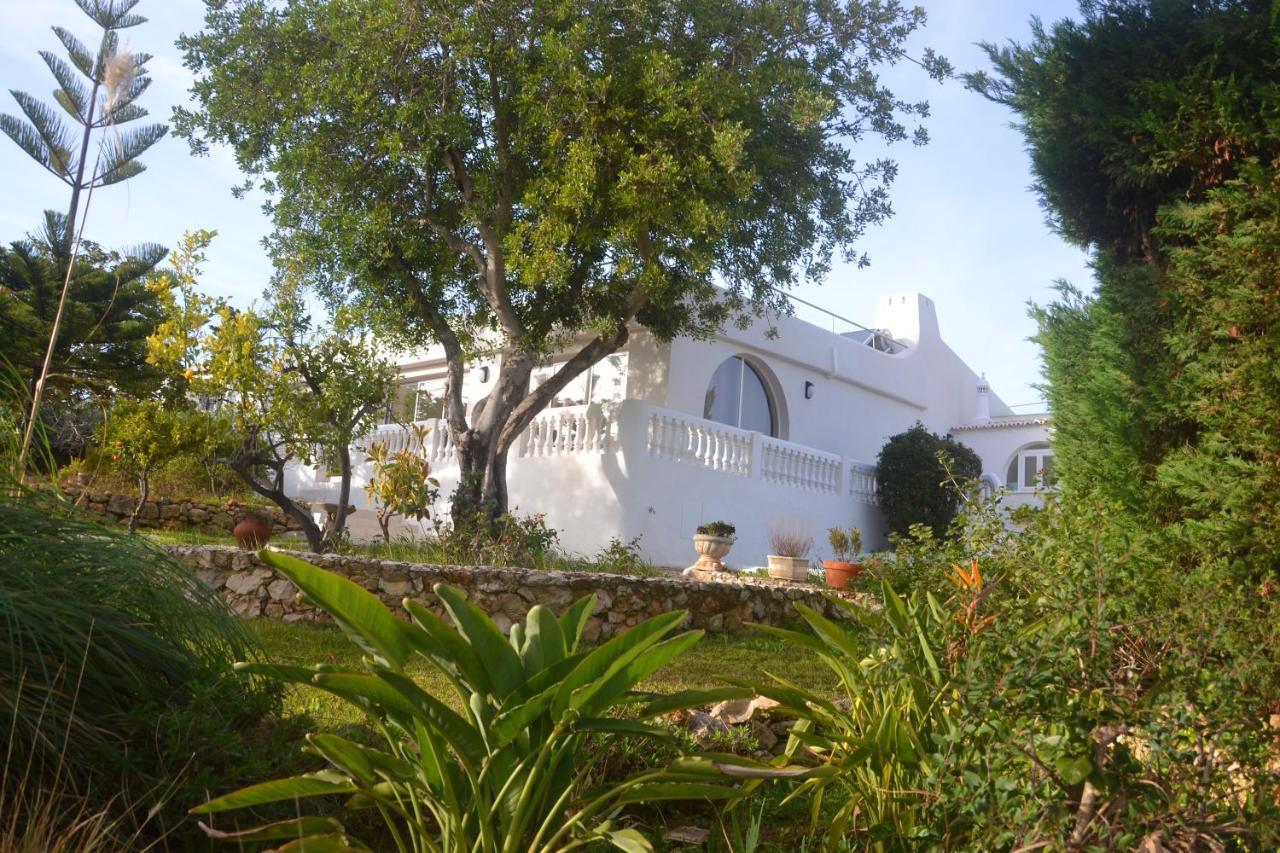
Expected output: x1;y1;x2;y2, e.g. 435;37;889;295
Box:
973;0;1280;582
696;521;736;540
0;487;269;843
825;527;862;562
175;0;949;519
839;491;1280;848
99;396;230;529
732;581;959;849
434;510;563;570
0;216;166;403
875;423;982;539
194;551;764;851
147;246;399;552
364;425;439;543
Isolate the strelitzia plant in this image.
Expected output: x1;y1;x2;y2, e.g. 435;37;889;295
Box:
192;550;783;852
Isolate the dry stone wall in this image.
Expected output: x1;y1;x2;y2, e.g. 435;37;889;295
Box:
166;546;857;637
67;487;305;536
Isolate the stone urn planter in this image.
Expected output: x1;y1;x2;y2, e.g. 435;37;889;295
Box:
232;515;272;550
688;534;734;574
767;555;810;582
684;521;736;577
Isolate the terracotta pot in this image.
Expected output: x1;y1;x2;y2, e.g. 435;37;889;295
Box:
233;515;272;550
822;560;862;589
688;534;734;573
767;555;810;582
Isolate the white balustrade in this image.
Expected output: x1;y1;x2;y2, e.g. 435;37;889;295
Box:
847;460;879;504
518;406;610;457
644;408;752;474
759;437;842;493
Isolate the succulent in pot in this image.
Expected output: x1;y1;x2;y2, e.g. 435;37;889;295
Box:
766;525;812;582
687;521;736;574
823;526;863;589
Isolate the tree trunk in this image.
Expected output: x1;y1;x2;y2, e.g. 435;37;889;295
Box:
128;470;149;535
220;438;331;553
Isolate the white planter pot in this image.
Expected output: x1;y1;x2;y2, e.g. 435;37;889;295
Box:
767;555;810;582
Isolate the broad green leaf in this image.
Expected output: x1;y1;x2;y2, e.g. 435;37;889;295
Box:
572;718;674;740
1054;754;1093;785
191;772;358;814
613;782;742;804
522;604;566;674
557;594;596;652
198;816;345;842
572;631;703;713
636;686;756;718
274;833;367;852
373;668;488;770
262;550;411;670
604;827;653;853
554;610;687;717
434;583;525;699
403;599;493;696
793;603;863;662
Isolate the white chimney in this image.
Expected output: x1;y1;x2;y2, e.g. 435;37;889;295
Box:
975;374;991;424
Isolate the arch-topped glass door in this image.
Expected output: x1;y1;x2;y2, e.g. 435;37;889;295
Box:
703;355;777;437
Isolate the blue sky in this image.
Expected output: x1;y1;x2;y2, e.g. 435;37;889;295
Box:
0;0;1092;411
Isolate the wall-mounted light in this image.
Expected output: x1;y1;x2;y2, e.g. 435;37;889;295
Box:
479;365;491;383
804;380;815;400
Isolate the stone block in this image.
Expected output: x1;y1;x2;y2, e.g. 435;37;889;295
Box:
106;493;134;515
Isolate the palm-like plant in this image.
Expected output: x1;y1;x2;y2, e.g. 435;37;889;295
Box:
193;551;780;852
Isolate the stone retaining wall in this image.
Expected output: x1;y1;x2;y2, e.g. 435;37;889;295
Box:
67;487;305;536
166;546;855;638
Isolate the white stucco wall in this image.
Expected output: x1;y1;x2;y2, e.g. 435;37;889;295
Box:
286;290;1052;566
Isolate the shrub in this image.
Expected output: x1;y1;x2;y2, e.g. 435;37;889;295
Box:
826;526;862;562
875;423;981;539
193;551;772;850
364;424;439;542
0;488;271;843
767;525;812;558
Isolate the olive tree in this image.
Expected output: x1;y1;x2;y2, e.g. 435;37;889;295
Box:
176;0;949;522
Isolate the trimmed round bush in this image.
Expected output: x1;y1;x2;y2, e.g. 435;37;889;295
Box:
876;423;982;539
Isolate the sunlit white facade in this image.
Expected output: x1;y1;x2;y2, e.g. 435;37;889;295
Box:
287;291;1052;568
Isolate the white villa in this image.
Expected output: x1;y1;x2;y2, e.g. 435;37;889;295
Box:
287;291;1052;568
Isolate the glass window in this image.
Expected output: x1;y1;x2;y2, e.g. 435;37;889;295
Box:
1007;444;1055;491
703;356;776;436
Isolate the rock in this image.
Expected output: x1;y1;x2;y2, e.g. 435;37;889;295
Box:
379;577;414;598
196;569;226;590
225;568;271;595
188;507;211;523
709;697;757;725
106;493;134;515
749;718;778;752
666;826;710;845
267;578;296;601
678;710;730;744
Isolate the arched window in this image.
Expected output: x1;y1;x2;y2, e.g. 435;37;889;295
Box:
1005;442;1055;491
703;356;777;436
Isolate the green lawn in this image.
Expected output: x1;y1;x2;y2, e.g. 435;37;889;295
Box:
246;618;838;729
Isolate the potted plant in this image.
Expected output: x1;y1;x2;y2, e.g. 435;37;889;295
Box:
767;526;813;582
823;526;863;589
687;521;736;575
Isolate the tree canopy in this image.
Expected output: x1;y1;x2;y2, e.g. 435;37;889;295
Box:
0;214;165;401
970;0;1280;581
176;0;948;519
